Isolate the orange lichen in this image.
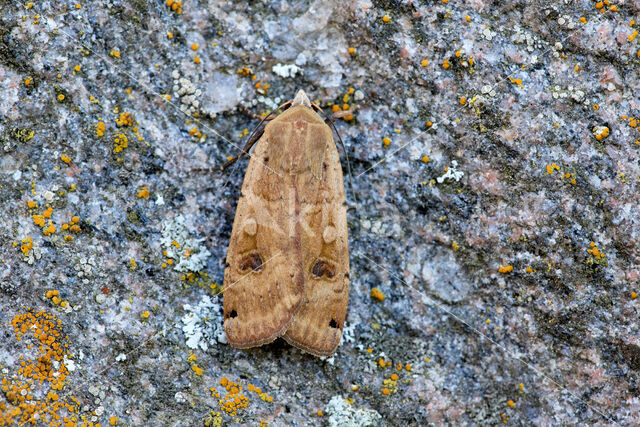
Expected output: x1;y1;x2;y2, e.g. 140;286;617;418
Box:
421;59;429;67
370;287;385;301
189;127;203;139
443;59;450;69
498;265;513;274
382;137;391;147
20;236;33;255
587;241;605;260
137;186;150;199
593;125;609;141
1;309;76;425
61;154;71;164
166;0;182;14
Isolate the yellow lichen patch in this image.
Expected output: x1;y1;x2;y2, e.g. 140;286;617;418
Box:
348;47;356;55
61;153;71;164
370;287;385;301
442;59;450;69
109;49;120;58
113;133;129;153
33;214;45;227
115;112;134;127
382;15;390;23
421;155;430;163
382;137;391;147
211;378;250;417
376;357;392;368
381;374;399;395
192;365;203;375
546;163;560;174
247;383;273;403
509;77;523;86
421;59;429;67
498;265;513;274
96;121;106;137
0;309;77;425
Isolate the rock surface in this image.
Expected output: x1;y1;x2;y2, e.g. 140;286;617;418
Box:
1;0;640;425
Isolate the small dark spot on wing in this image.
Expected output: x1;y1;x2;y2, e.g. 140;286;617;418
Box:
239;252;263;272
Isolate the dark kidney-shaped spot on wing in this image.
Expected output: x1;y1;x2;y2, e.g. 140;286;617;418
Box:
311;259;336;279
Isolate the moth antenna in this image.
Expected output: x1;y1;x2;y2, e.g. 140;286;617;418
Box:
222;100;296;170
321;110;358;207
221;125;265;170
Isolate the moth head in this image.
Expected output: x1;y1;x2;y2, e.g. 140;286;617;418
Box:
291;89;311;108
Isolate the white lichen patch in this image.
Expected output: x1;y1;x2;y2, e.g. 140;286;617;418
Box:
341;321;356;344
181;295;225;351
272;63;302;78
325;395;382;427
160;215;211;272
436;160;464;183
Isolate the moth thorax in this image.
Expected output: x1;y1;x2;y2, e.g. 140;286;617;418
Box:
291;89;311;107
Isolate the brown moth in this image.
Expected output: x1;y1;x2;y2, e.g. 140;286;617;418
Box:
223;89;349;357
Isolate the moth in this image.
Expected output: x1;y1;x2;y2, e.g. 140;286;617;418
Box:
222;90;349;357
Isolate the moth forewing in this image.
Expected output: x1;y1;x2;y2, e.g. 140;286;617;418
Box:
223;90;349;356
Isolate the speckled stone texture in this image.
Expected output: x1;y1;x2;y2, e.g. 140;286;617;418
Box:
1;0;640;425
